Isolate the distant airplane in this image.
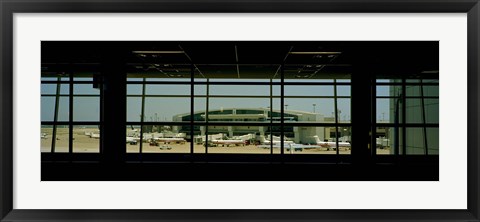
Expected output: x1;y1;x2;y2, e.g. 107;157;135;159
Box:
154;137;186;144
210;139;246;147
313;136;351;150
90;133;100;139
126;136;140;145
41;133;47;139
256;143;320;152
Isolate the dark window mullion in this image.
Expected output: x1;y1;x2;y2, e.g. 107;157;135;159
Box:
205;78;210;154
420;79;429;155
190;64;194;155
139;78;146;154
402;78;407;155
69;74;73;154
270;79;273;154
50;77;62;153
371;78;377;156
334;79;339;157
280;64;284;156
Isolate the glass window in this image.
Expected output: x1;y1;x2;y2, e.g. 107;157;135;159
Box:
73;125;100;153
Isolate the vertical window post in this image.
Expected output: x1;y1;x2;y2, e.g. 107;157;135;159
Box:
100;45;127;164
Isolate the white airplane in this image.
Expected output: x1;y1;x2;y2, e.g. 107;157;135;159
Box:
257;143;320;152
154;137;186;144
126;136;140;144
258;134;294;146
90;132;100;139
210;139;246;147
41;133;47;139
313;136;351;150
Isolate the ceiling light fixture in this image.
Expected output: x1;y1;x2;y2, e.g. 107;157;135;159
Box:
289;52;342;55
132;51;185;54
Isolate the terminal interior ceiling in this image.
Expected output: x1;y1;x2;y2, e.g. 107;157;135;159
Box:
41;41;438;79
41;41;439;180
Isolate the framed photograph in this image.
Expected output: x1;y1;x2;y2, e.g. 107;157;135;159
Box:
1;0;479;221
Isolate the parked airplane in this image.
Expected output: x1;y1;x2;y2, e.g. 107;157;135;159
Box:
126;136;140;145
210;139;246;147
154;137;186;144
313;136;351;150
257;143;320;152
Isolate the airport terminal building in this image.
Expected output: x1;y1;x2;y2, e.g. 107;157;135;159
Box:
173;108;327;144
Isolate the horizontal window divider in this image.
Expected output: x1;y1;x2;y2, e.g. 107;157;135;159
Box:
42;94;100;97
375;82;439;86
283;82;351;85
127;95;351;98
126;81;191;84
71;94;101;97
283;122;352;127
375;123;439;127
41;81;69;84
42;121;102;125
192;122;279;126
177;122;353;127
127;95;190;97
284;96;350;98
199;95;275;98
127;122;191;126
125;81;354;86
376;96;439;99
41;81;95;84
194;81;277;85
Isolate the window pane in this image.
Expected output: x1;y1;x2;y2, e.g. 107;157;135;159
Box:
283;98;335;123
51;125;70;153
376;127;393;155
140;125;189;153
405;127;426;155
198;125;269;154
427;127;439;155
208;98;278;123
73;125;100;153
41;96;69;122
405;127;439;155
74;84;100;95
337;98;351;123
281;126;351;155
145;84;190;95
145;97;190;122
41;84;69;95
376;98;400;123
127;97;142;122
405;99;439;124
210;85;270;96
336;85;351;97
127;84;143;95
376;86;391;97
285;85;334;97
425;99;439;124
73;97;100;121
41;125;53;152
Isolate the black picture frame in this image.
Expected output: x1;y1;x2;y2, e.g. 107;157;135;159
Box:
1;0;479;221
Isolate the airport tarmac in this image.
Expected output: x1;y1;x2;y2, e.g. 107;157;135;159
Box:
41;128;391;155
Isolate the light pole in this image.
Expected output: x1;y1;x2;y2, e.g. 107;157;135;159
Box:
337;109;341;122
312;104;316;113
285;104;289;110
